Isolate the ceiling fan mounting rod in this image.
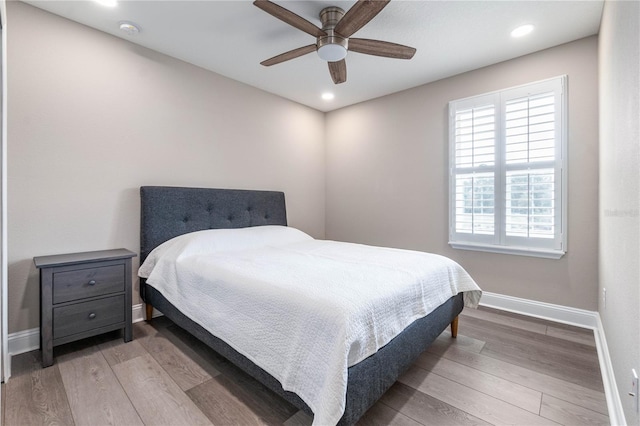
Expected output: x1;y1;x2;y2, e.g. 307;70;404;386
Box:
320;6;344;30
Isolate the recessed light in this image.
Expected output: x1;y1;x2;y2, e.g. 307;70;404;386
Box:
511;24;534;38
119;21;140;36
94;0;117;7
322;93;335;101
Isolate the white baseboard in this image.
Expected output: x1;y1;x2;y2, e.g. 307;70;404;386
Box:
479;291;598;329
6;296;624;425
7;327;39;357
478;291;625;425
594;315;626;426
131;302;163;323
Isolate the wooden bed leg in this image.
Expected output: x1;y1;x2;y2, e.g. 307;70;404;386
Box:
146;303;153;322
450;316;459;338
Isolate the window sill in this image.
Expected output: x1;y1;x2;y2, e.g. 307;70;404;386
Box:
449;242;565;259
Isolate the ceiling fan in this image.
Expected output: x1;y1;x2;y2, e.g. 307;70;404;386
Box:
254;0;416;84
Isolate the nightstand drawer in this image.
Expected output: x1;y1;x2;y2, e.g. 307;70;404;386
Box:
53;264;125;304
53;295;125;339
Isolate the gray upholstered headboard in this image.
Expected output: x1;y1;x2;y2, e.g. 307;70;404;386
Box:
139;186;287;263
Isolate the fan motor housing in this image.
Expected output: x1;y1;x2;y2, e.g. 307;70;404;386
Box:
317;7;348;61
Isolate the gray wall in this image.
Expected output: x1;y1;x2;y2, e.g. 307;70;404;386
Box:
326;36;599;311
7;2;326;333
598;1;640;424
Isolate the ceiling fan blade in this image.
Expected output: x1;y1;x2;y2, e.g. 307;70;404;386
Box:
253;0;326;38
349;38;416;59
261;45;316;66
334;0;390;38
328;60;347;84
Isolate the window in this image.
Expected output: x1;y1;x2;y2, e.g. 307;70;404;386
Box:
448;76;567;259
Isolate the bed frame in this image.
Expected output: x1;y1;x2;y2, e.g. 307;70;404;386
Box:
139;186;463;425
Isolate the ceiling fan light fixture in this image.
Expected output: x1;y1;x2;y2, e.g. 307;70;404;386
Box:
317;32;348;62
317;43;347;62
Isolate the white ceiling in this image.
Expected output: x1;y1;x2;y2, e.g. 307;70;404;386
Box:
25;0;603;112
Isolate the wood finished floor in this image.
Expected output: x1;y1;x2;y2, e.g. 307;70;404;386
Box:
2;306;609;426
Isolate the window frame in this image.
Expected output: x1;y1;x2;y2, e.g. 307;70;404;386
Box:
448;76;567;259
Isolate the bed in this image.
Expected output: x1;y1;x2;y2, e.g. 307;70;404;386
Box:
138;186;481;425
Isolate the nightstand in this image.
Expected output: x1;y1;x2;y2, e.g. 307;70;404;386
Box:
34;248;137;367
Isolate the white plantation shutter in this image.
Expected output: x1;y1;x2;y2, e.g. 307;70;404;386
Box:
449;76;566;258
451;97;498;243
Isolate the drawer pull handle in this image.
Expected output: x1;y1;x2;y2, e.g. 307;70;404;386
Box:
88;313;96;319
88;280;97;286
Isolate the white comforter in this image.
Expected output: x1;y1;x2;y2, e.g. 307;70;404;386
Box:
139;226;481;425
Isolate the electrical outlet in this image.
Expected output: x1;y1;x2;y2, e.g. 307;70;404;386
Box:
632;369;639;412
